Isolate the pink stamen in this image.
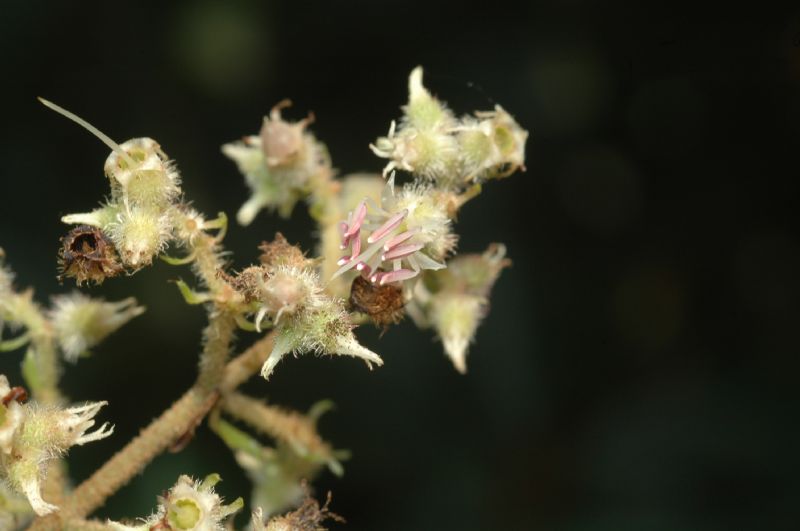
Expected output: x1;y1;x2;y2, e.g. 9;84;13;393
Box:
382;243;424;261
343;201;367;239
378;269;417;285
383;230;416;251
368;209;407;244
349;232;362;259
356;262;371;275
337;256;351;266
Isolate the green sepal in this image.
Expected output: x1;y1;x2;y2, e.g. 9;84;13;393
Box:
172;279;212;305
0;332;30;352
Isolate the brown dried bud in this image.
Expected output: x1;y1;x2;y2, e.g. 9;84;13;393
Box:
228;265;268;303
258;233;310;270
349;273;405;329
263;487;344;531
58;225;124;286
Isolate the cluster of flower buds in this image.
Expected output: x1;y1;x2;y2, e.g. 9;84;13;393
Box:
228;235;382;379
0;375;113;515
222;100;332;224
212;397;345;519
370;67;527;189
109;474;242;530
410;244;510;373
39;99;219;284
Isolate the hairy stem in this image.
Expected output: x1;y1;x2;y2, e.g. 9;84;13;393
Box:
26;332;276;530
196;310;237;393
222;392;331;457
12;291;62;405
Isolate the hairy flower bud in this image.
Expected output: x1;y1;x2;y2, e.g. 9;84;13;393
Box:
0;375;113;515
223;101;332;224
262;296;382;379
370;67;527;188
107;207;173;268
416;244;510;373
49;293;145;362
429;292;485;374
104;138;181;208
41;99;186;277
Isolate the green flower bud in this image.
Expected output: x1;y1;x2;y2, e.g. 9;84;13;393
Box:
104;138;181;209
107;207;173;268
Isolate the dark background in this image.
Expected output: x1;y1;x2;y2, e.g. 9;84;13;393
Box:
1;1;799;529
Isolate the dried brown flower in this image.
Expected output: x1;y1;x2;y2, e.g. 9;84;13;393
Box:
348;273;405;329
58;225;124;285
259;232;310;270
263;486;344;531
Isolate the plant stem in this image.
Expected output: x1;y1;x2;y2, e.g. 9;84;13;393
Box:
12;291;63;405
196;310;236;394
25;332;276;530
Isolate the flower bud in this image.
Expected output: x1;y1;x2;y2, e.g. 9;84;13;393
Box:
108;207;173;268
458;106;528;181
104;137;181;208
0;377;113;515
223;101;332;224
419;244;509;373
404;66;456;131
429;293;485;374
370;67;527;188
261;297;382;379
49;293;144;362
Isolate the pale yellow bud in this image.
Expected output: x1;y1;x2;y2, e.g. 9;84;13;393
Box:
108;207;172;268
430;293;485;374
104;137;181;208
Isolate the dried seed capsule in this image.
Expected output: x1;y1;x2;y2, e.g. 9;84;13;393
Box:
57;225;124;285
348;273;405;328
